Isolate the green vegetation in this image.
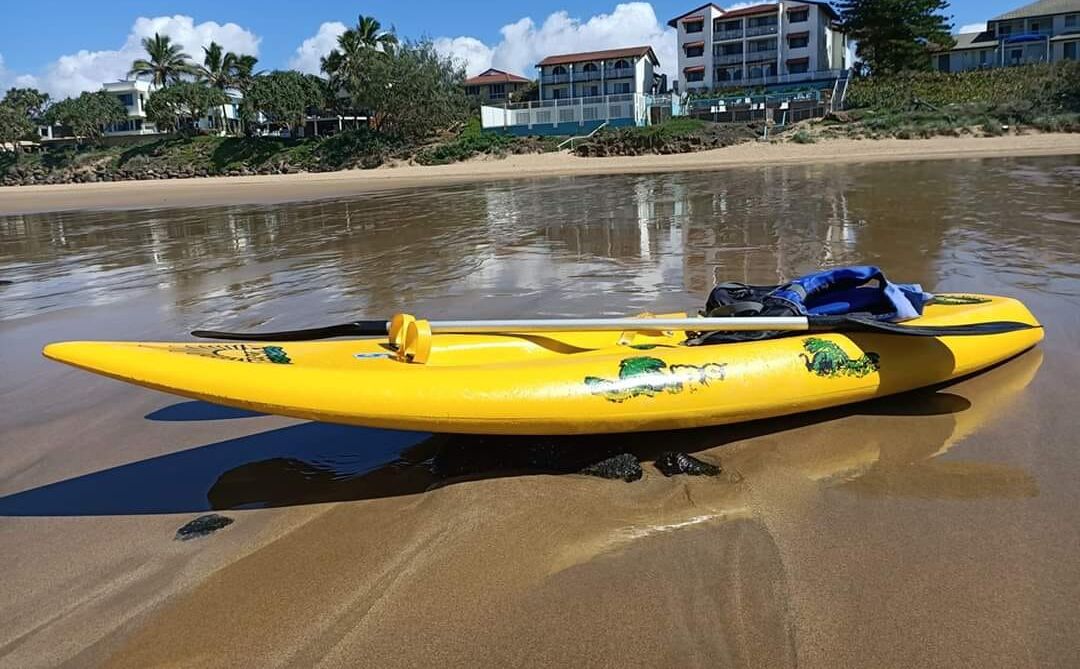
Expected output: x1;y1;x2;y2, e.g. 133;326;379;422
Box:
847;63;1080;110
144;82;229;134
43;92;127;145
837;0;954;75
575;118;761;157
791;129;816;144
128;34;200;86
244;70;326;136
0;88;49;154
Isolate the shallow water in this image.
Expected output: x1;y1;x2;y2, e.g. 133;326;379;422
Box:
2;156;1079;667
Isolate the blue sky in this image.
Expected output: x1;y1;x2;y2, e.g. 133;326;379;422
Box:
0;0;1016;97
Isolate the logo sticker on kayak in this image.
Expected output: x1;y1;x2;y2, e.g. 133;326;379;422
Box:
933;294;990;305
584;356;726;403
800;338;879;378
165;344;292;364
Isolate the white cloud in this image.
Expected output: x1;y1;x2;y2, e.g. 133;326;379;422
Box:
0;53;41;91
289;21;348;74
21;15;260;100
958;22;987;34
433;2;678;78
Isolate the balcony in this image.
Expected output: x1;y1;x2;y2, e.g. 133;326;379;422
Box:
746;25;778;37
541;73;571;84
573;70;603;81
745;49;778;63
605;66;635;78
714;52;745;65
713;29;744;41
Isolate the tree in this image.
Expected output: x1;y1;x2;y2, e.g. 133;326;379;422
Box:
0;104;35;155
354;14;398;51
245;70;324;136
360;40;470;141
129;33;198;86
44;91;127;144
0;87;49;157
320;14;398;106
837;0;955;75
3;88;50;119
145;82;229;134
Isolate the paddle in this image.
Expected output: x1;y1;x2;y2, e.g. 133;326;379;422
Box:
191;314;1038;341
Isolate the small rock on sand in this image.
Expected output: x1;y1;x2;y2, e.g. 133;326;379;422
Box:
175;513;234;541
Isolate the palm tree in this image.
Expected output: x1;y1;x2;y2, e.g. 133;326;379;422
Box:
354;14;398;52
320;16;397;114
129;33;197;86
198;42;239;133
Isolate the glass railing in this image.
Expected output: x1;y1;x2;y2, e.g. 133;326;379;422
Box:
605;67;635;78
746;25;778;37
714;52;745;65
573;70;603;81
713;29;744;41
745;49;778;62
540;73;571;84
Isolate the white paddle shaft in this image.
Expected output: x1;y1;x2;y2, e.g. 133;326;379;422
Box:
424;317;810;334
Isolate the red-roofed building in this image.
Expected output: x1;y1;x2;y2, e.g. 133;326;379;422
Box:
668;1;847;91
464;69;533;104
535;46;664;101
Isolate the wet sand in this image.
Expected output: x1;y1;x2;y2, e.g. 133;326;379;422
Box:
2;158;1080;667
1;133;1079;215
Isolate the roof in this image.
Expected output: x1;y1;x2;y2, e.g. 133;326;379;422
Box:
463;68;531;86
992;0;1080;21
717;4;779;19
537;46;659;67
941;31;999;51
667;3;724;27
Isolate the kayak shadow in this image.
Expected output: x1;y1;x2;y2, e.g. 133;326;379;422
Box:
0;388;975;517
145;401;264;421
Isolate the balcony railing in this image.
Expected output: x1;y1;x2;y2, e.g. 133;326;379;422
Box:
714;52;745;65
573;70;603;81
745;49;778;62
746;25;778;37
541;73;571;84
605;66;635;78
713;29;744;41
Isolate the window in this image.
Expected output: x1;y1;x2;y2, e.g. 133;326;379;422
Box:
1066;42;1078;60
1009;48;1022;64
612;59;630;71
611;82;632;93
788;60;809;74
684;70;704;82
585;85;599;96
788;35;809;49
551;88;565;99
789;9;809;23
583;62;598;72
684;19;704;33
117;93;134;106
998;23;1012;36
685;44;704;57
465;85;479;96
750;38;777;52
1066;14;1078;28
552;65;567;75
489;84;506;99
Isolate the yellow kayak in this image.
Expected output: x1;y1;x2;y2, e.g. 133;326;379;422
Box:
43;294;1042;435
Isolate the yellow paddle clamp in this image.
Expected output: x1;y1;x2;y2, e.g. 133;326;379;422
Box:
389;313;432;364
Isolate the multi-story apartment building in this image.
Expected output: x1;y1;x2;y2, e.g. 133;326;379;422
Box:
536;46;661;100
668;1;848;91
933;0;1080;72
101;80;160;135
464;69;533;104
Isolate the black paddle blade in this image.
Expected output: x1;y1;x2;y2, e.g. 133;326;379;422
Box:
191;320;388;341
811;315;1040;337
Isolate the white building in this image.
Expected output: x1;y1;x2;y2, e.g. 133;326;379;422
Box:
101;80;160;135
536;46;663;100
933;0;1080;72
668;1;848;91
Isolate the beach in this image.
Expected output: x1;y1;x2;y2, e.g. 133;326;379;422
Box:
2;153;1080;667
2;133;1080;214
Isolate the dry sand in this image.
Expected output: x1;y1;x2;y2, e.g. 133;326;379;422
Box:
2;133;1080;215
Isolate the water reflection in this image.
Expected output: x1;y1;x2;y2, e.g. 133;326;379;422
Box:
3;157;1078;329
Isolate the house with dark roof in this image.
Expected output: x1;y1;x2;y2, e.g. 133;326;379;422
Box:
668;1;848;91
535;46;662;101
933;0;1080;72
464;69;533;104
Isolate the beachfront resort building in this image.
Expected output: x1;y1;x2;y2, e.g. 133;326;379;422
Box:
668;1;848;91
480;46;670;135
535;46;664;100
464;69;532;104
933;0;1080;72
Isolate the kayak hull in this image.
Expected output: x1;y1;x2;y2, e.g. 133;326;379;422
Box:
43;295;1043;435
